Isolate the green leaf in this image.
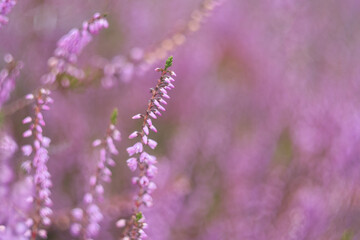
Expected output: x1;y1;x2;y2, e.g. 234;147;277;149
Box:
110;108;118;125
165;56;173;70
135;212;143;221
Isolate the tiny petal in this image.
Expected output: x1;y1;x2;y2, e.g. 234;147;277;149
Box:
89;175;97;186
40;207;52;217
146;154;157;165
107;137;118;155
38;229;47;238
116;219;126;228
23;130;32;138
159;99;167;105
113;129;121;141
42;217;51;226
25;94;34;100
139;229;148;238
149;111;157;119
25;218;34;227
131;177;139;184
146;165;158;178
142;194;153;207
127;146;136;156
34;140;41;149
42;137;51;147
70;223;82;236
158;105;166;111
42;105;50;110
127;158;137;171
22;145;33;156
146;118;152;126
149;125;157;133
139;152;149;163
148;182;157;193
21;161;32;172
24;230;31;237
22;116;32;124
132;114;142;119
139;176;149;187
142;135;148;144
153;99;161;107
107;158;116;166
129;142;143;154
92;139;102;147
147;139;157;149
143;125;149;135
159;88;167;94
128;131;139;139
154;110;162;116
83;193;93;204
95;184;104;195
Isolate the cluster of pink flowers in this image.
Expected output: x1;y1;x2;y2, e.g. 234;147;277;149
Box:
117;57;176;239
43;13;109;84
0;54;23;108
21;88;53;239
0;0;16;28
71;109;121;239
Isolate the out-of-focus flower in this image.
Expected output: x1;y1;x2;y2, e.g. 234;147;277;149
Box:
0;0;16;29
42;13;109;84
70;108;121;239
0;54;23;108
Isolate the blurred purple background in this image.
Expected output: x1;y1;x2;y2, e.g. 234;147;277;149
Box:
1;0;360;239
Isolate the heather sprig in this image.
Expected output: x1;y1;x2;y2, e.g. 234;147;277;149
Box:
0;54;23;109
21;88;53;239
70;108;121;239
117;57;176;240
0;0;16;29
43;13;109;85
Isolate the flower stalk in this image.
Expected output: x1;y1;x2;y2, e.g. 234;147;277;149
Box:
70;108;121;240
118;56;176;240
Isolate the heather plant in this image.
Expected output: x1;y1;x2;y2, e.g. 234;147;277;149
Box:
70;108;121;239
0;0;16;29
2;0;360;240
117;57;176;239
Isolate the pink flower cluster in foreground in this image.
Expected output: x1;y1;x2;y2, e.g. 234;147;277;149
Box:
21;89;53;239
117;57;176;239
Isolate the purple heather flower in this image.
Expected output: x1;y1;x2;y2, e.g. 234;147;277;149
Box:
43;13;108;84
70;109;120;239
21;88;53;239
121;57;175;238
147;139;157;149
129;131;139;139
0;0;16;29
132;113;142;119
127;158;138;172
0;54;23;108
